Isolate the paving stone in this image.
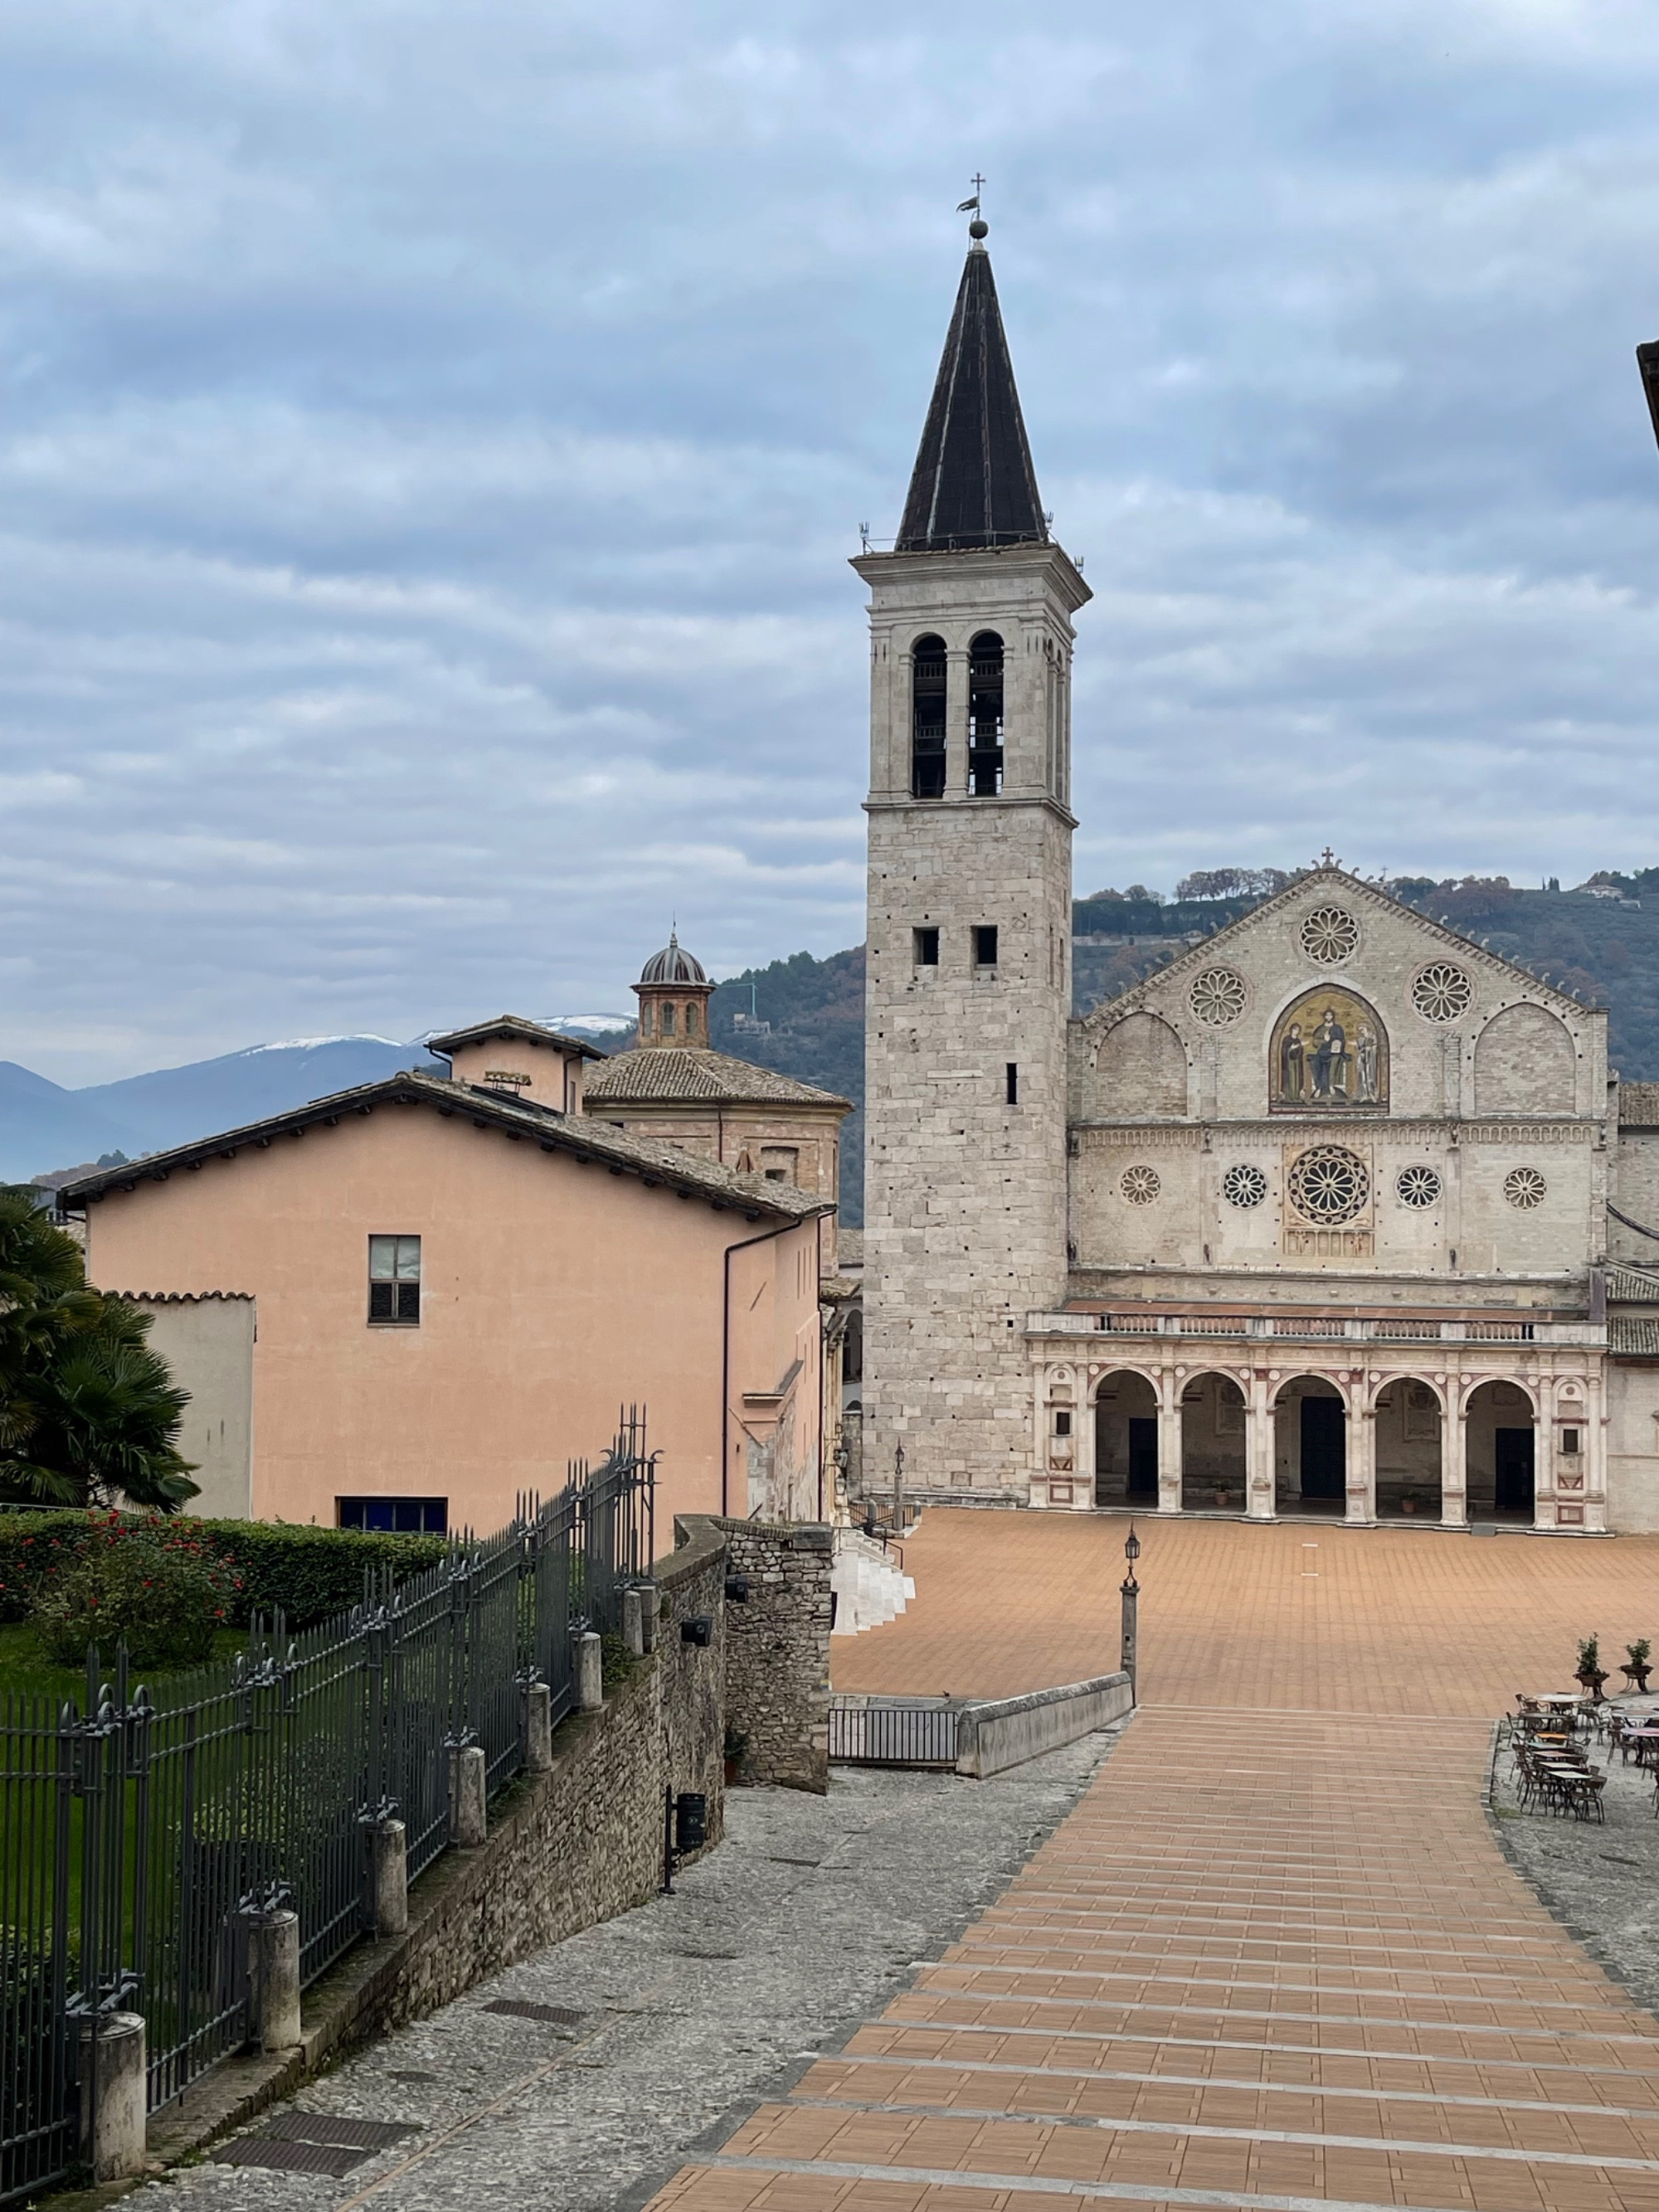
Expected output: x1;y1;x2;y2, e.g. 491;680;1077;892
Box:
133;1733;1120;2212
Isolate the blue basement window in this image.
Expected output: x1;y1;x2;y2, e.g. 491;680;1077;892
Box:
338;1497;449;1534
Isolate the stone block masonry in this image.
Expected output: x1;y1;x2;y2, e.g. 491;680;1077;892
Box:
703;1516;833;1792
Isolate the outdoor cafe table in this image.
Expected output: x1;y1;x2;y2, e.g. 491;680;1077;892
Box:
1534;1692;1593;1708
1621;1727;1659;1766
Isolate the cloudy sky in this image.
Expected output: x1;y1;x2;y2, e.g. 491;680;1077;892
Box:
8;0;1659;1083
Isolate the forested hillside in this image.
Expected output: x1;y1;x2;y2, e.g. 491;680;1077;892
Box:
713;875;1659;1226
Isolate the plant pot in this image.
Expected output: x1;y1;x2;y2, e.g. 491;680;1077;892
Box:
1211;1489;1229;1509
1576;1669;1609;1703
1623;1666;1652;1693
1399;1499;1418;1517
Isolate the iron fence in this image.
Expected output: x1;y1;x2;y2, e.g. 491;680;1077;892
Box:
0;1414;655;2205
826;1694;960;1768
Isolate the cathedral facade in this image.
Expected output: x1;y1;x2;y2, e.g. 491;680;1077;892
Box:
858;222;1659;1535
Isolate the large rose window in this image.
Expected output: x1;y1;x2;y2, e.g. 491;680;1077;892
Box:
1299;906;1360;966
1287;1144;1370;1225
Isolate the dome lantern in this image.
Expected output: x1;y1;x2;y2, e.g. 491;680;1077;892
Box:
632;929;716;1049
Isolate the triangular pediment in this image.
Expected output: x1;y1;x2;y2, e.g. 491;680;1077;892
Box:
1076;867;1589;1041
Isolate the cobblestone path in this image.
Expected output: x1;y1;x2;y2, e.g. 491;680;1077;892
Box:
654;1708;1659;2212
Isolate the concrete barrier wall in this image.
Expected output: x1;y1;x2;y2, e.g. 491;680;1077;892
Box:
955;1672;1133;1778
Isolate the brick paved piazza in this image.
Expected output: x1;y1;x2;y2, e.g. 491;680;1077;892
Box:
653;1515;1659;2212
831;1509;1659;1713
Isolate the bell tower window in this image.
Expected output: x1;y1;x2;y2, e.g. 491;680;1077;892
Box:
911;633;946;799
660;1003;675;1036
969;631;1004;796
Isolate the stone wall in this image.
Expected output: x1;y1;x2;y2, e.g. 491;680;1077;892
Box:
376;1520;731;2027
704;1516;832;1792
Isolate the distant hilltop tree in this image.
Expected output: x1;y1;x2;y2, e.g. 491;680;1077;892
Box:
1172;868;1292;902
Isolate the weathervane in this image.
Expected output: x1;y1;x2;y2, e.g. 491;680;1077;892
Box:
958;175;988;241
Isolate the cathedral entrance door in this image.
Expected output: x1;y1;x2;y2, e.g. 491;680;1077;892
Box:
1127;1418;1159;1501
1495;1428;1535;1515
1300;1398;1345;1502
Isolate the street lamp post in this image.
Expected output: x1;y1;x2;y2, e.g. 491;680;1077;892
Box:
1120;1523;1141;1704
893;1441;906;1537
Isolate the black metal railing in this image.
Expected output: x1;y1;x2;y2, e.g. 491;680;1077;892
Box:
0;1415;655;2205
826;1694;960;1768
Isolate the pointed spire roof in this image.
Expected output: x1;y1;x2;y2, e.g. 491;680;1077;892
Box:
896;237;1048;553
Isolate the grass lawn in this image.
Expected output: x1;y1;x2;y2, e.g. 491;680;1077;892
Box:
0;1621;249;1707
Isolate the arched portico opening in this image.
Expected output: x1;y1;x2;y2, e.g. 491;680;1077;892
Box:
1273;1376;1346;1516
1465;1380;1537;1521
1180;1372;1248;1513
1093;1370;1160;1509
1374;1377;1443;1519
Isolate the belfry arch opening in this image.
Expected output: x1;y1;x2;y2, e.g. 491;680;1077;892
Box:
969;631;1005;795
1374;1377;1443;1519
1465;1379;1537;1521
1092;1370;1159;1508
1273;1376;1346;1516
911;634;946;798
1180;1372;1247;1513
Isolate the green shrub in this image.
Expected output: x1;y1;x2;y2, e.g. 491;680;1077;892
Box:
31;1515;241;1669
0;1510;448;1632
201;1520;448;1628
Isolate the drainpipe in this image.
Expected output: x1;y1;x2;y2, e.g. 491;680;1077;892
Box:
722;1218;796;1518
816;1212;826;1523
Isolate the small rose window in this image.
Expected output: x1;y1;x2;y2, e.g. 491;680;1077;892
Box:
1396;1165;1442;1210
1411;962;1472;1023
1190;967;1247;1027
1222;1162;1267;1209
1504;1165;1547;1210
1299;906;1360;965
1121;1164;1161;1206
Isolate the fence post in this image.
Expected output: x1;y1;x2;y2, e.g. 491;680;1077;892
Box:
523;1682;553;1774
573;1630;603;1713
622;1586;645;1659
250;1910;303;2050
369;1818;408;1937
449;1744;487;1846
78;2014;148;2182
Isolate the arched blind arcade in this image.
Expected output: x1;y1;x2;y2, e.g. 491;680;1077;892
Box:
969;631;1004;796
911;634;946;798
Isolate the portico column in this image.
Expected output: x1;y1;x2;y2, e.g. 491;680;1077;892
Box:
1077;1381;1097;1508
1585;1367;1608;1533
1246;1372;1275;1519
1157;1377;1182;1514
1532;1382;1554;1532
1346;1386;1375;1525
1439;1379;1467;1525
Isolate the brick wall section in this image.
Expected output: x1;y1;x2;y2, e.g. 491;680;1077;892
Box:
700;1516;832;1794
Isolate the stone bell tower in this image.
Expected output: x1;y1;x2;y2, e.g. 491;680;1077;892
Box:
853;214;1090;1503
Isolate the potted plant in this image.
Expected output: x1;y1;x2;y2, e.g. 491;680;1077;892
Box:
1576;1635;1610;1702
1211;1483;1230;1509
1623;1640;1652;1694
1399;1490;1423;1518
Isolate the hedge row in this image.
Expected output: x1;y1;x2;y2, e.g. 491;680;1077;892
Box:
0;1513;449;1630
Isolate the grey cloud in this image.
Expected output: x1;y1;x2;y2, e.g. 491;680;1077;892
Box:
7;0;1659;1080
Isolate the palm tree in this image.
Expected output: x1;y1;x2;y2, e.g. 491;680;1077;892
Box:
0;1187;197;1509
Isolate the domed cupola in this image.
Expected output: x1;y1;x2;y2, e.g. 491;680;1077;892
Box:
633;929;715;1047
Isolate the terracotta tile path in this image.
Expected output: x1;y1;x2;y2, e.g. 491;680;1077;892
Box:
647;1514;1659;2212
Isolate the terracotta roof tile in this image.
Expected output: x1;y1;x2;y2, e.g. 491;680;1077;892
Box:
585;1047;849;1109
